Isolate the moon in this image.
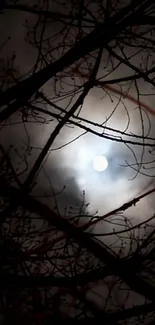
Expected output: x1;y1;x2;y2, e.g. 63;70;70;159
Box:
93;155;108;172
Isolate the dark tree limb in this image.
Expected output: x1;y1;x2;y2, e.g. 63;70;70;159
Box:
0;0;151;121
24;44;103;188
1;179;155;302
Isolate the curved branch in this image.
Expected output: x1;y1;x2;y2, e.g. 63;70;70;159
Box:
1;179;155;302
0;0;150;121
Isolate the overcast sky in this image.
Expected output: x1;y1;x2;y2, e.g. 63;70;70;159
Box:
2;1;155;321
1;0;155;245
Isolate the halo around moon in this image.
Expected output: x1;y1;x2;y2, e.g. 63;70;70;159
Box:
93;155;108;172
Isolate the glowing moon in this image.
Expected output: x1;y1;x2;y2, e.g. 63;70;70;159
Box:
93;155;108;172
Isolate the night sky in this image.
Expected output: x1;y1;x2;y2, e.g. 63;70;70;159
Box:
1;1;155;322
1;1;155;218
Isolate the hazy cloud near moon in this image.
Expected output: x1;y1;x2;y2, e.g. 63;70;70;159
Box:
1;3;155;232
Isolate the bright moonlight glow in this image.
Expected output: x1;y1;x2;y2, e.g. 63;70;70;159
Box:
93;155;108;172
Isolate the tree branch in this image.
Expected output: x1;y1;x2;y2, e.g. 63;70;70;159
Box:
0;0;150;121
1;178;155;302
